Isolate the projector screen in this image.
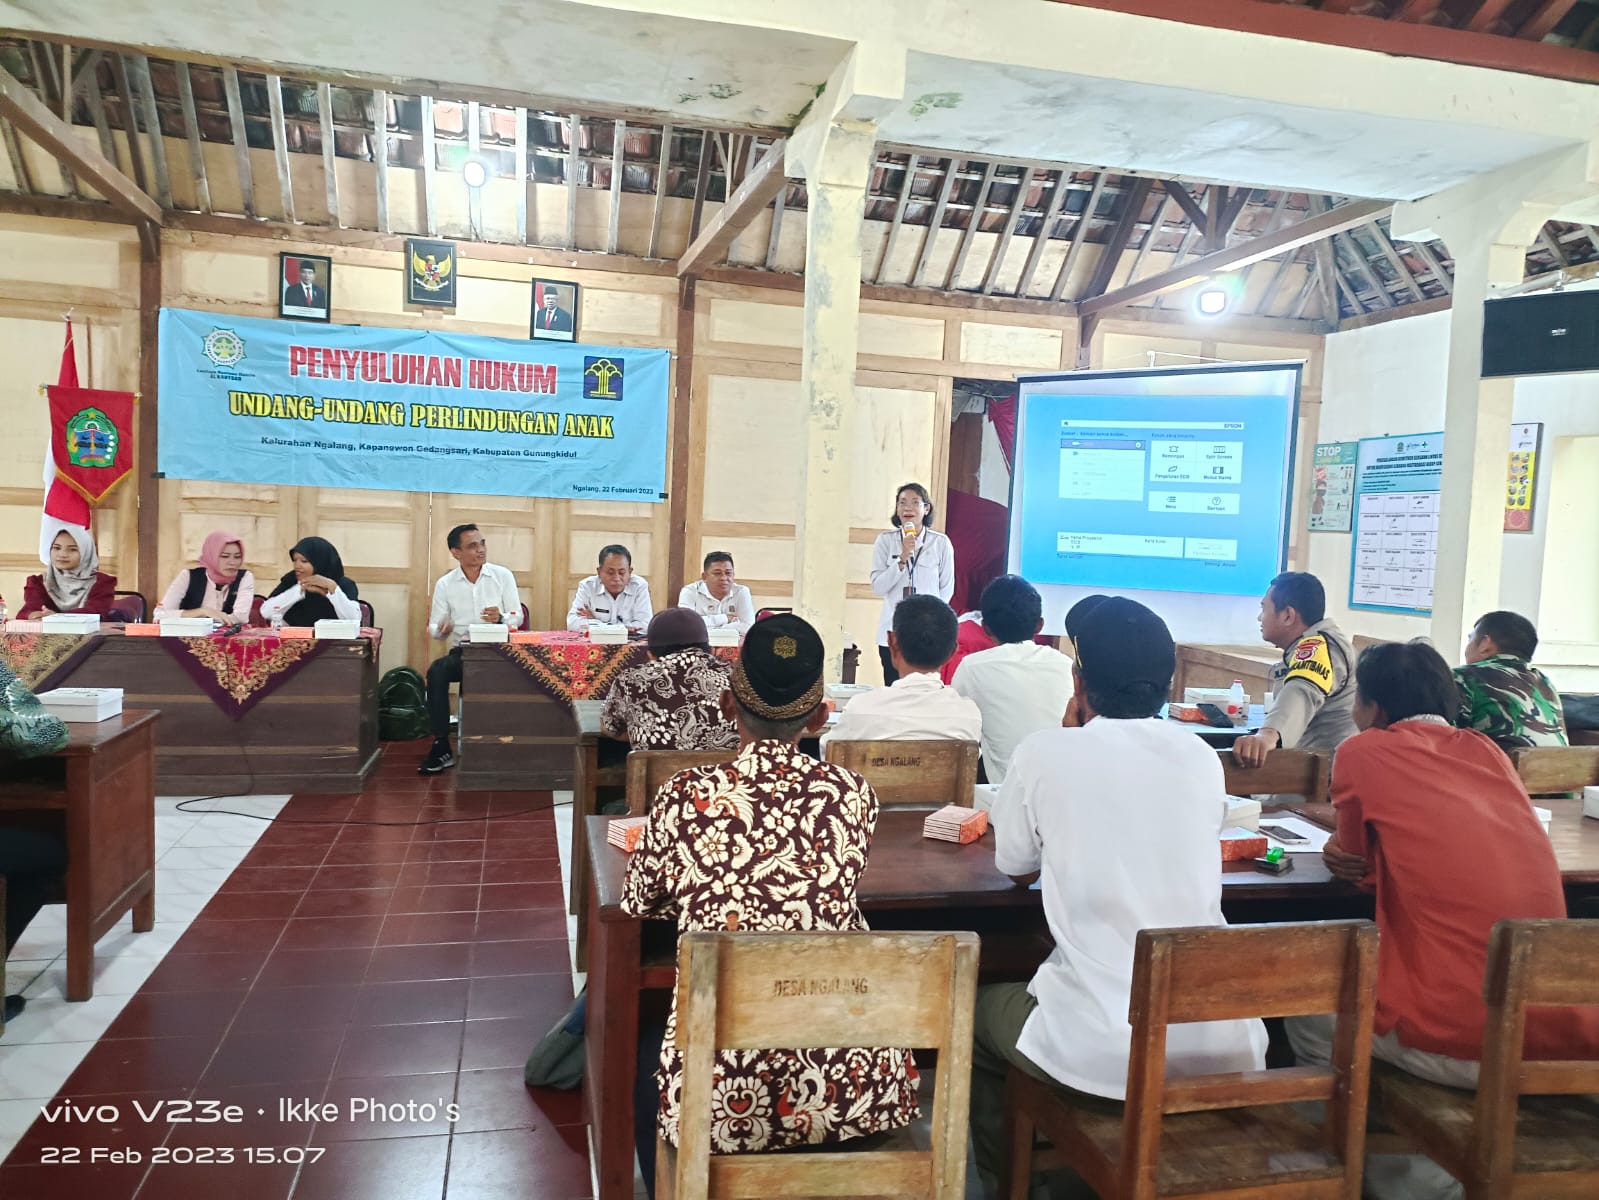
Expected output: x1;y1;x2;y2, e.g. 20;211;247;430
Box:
1006;362;1301;636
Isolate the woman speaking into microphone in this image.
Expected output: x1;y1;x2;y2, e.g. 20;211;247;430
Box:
868;482;955;685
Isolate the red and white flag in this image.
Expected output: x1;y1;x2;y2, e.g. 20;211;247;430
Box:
41;319;93;561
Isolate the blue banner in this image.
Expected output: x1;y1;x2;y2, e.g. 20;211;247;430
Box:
157;307;669;500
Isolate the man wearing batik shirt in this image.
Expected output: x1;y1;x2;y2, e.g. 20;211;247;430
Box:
1454;610;1568;752
600;608;738;751
620;614;919;1187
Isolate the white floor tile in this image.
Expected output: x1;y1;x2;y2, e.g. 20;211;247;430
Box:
156;867;235;895
0;1042;95;1101
0;996;130;1046
0;1099;45;1147
155;846;256;871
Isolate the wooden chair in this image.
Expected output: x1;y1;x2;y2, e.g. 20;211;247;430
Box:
1371;918;1599;1199
658;929;980;1200
1000;919;1379;1200
626;749;739;815
1219;748;1331;803
1510;746;1599;795
823;739;980;807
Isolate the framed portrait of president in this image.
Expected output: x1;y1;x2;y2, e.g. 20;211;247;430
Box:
279;253;332;322
530;279;579;342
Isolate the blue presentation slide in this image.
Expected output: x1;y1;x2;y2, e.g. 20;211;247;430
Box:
1013;391;1293;596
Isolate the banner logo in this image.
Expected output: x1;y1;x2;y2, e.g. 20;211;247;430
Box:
65;408;119;467
203;327;246;368
583;356;624;401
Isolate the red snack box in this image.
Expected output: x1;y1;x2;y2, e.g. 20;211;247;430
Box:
1220;829;1269;862
122;623;160;637
607;816;649;853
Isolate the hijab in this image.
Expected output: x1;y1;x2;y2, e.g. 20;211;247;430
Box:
41;525;100;612
199;530;245;586
269;536;358;600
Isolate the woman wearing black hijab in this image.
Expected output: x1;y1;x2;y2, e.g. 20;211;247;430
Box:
259;537;362;627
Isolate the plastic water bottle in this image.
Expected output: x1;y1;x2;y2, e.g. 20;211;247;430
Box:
1229;678;1246;724
0;594;8;625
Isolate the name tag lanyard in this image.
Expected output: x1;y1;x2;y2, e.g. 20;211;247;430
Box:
902;535;924;601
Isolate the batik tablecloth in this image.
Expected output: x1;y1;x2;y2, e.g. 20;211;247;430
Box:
492;631;737;703
0;631;106;693
158;627;381;720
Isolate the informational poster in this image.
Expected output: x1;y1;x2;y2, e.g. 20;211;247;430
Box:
1350;432;1444;614
1307;441;1357;532
1504;422;1541;532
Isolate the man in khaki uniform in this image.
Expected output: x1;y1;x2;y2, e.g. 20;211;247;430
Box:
1233;571;1357;769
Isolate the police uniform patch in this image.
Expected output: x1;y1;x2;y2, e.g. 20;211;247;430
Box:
1284;634;1336;696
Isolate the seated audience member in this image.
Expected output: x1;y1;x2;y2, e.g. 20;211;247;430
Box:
1287;640;1599;1200
418;524;524;776
620;615;919;1188
600;607;738;751
2;825;68;1024
972;598;1266;1194
1454;610;1568;750
1232;571;1357;769
939;608;995;685
950;575;1074;785
676;551;755;636
258;536;361;627
153;530;255;624
827;594;981;745
567;544;652;634
21;526;116;619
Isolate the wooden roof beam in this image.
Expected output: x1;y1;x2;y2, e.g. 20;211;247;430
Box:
678;138;787;278
1079;195;1391;316
1518;0;1582;40
0;63;160;229
1159;180;1209;230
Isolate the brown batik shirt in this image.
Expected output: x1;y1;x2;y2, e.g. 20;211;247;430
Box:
600;648;739;751
619;739;921;1152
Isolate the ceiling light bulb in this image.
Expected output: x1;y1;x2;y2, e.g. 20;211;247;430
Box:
462;158;489;189
1196;287;1228;316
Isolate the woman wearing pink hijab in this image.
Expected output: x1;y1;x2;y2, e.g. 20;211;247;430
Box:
153;531;255;624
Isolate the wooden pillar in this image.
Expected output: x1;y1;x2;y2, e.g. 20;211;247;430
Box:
136;226;160;603
666;277;696;597
793;120;876;680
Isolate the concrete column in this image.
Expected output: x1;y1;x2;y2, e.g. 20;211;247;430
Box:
792;118;877;679
1392;145;1599;654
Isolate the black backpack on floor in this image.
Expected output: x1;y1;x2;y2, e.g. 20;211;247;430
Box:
378;666;429;741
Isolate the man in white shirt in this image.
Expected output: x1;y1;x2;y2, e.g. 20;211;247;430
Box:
676;551;755;636
419;524;524;775
825;594;981;747
566;544;653;634
969;597;1267;1194
950;575;1074;786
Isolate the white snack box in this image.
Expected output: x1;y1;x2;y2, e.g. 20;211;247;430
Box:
824;683;874;710
313;619;361;640
40;613;101;634
467;622;509;644
1224;795;1263;832
37;687;123;722
707;626;740;648
158;617;213;637
588;624;628;645
972;783;1000;814
1585;787;1599;821
1533;805;1553;837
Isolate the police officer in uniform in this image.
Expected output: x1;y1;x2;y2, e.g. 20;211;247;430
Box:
1233;571;1357;771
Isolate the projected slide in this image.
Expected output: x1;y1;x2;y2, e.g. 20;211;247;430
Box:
1009;367;1298;598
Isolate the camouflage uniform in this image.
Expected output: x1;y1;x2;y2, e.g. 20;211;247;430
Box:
1265;618;1358;753
1453;655;1568;751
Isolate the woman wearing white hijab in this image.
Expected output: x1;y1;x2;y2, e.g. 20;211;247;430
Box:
21;526;117;619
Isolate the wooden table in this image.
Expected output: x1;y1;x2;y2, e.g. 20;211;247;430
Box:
582;806;1380;1200
1172;643;1279;702
0;711;159;1001
456;644;587;790
33;634;379;795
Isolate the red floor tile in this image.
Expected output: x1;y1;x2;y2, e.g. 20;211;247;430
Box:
308;863;406;891
364;942;474;984
291;889;393;920
349;979;470;1027
288;1133;449;1200
171;918;287;956
475;908;568;943
477;881;564;910
202;891;304;921
218;866;321;893
480;860;562;885
243;844;331;869
159;1081;320;1150
255;946;374;989
102;989;248;1041
231;985;362;1034
135;1162;300;1200
0;1161;148;1199
465;973;573;1023
443;1126;591;1200
277;915;388;951
316;1073;459;1141
453;1067;584;1133
387;884;481;914
201;1028;346;1090
142;950;269;993
460;1016;544;1072
62;1037;218;1096
10;1091;184;1160
334;1022;464;1079
323;841;413;866
377;912;480;947
470;939;570;978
